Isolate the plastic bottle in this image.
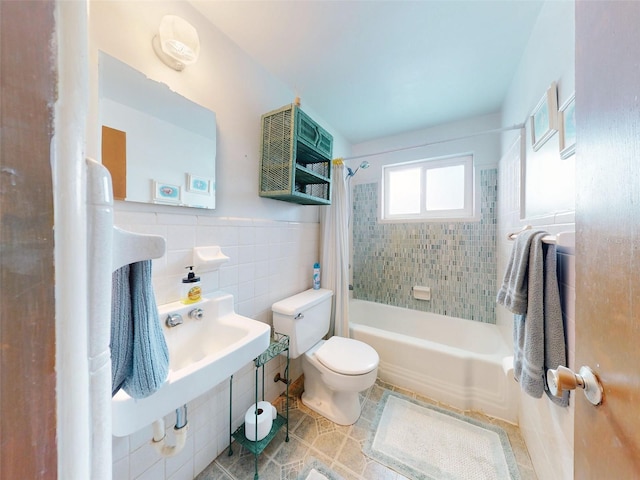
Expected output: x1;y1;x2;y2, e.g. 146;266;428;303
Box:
313;263;321;290
181;266;202;304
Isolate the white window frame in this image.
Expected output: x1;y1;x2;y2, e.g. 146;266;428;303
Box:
381;154;476;222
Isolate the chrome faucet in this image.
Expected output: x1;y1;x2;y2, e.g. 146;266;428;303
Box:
166;313;183;328
189;308;204;320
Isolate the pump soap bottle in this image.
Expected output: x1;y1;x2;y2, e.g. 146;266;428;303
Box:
181;266;202;304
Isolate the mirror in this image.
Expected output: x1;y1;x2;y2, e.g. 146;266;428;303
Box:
99;51;216;209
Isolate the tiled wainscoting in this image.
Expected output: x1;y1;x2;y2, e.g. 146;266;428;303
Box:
111;210;319;479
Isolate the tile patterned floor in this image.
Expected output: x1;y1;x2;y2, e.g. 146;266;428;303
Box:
196;378;537;480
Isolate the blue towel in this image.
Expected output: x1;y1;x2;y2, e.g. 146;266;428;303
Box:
111;260;169;399
111;264;133;396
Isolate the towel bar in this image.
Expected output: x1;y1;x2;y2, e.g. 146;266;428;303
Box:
507;225;556;244
507;225;575;253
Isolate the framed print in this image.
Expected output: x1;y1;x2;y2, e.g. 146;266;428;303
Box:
153;181;181;204
530;82;558;151
559;93;576;159
186;173;212;195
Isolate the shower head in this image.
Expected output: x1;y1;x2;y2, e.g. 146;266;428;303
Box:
346;161;370;178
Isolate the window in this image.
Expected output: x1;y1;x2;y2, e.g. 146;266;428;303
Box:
382;154;474;221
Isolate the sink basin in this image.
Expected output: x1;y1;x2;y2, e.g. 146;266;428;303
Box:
112;292;270;437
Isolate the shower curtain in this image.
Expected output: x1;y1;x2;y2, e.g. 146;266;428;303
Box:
320;161;350;337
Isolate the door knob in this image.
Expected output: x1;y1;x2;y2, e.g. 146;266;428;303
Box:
546;365;603;406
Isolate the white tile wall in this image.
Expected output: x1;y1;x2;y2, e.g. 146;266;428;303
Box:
111;211;319;479
496;139;576;480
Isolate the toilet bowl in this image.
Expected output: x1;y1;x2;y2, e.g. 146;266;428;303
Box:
272;288;379;426
302;337;378;425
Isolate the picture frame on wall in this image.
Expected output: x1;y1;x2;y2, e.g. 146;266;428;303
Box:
559;93;576;159
153;180;181;204
186;173;212;195
530;82;558;151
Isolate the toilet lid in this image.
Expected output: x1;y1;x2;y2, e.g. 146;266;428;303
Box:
315;337;379;375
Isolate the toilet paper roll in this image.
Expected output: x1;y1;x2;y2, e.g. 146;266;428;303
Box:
244;401;277;441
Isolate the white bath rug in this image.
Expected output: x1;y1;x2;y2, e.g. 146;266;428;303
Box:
304;469;327;480
297;457;344;480
363;391;520;480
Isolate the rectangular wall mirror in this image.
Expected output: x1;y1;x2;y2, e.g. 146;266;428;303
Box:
98;51;217;209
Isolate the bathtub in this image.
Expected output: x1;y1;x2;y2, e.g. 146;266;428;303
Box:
349;299;517;423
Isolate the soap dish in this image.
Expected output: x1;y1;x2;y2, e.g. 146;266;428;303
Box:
193;246;230;272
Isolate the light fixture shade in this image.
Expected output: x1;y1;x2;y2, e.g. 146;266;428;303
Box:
153;15;200;71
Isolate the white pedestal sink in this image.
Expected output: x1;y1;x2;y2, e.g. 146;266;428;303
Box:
112;292;270;437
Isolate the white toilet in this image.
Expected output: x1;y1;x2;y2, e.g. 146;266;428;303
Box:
272;288;379;425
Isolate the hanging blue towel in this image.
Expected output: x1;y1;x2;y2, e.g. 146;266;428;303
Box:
111;260;169;399
111;264;133;396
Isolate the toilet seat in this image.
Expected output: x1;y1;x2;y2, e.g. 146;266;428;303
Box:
315;336;378;375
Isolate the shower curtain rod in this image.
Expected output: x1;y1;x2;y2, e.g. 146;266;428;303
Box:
337;123;524;163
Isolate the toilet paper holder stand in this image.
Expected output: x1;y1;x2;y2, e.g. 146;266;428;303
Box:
228;333;291;480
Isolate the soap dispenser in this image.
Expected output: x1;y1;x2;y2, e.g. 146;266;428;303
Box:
181;266;202;304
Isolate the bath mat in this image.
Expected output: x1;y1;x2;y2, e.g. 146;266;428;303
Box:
304;469;329;480
363;391;520;480
297;457;344;480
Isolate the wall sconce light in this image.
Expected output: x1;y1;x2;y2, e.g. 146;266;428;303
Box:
152;15;200;71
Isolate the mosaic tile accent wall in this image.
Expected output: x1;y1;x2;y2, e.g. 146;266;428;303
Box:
352;168;497;323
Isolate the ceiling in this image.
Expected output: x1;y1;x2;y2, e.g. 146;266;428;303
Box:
191;1;544;144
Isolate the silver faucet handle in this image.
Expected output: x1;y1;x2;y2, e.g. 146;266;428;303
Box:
189;308;204;320
166;313;183;327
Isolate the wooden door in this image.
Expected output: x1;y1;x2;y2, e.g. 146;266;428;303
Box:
575;2;640;477
0;1;57;478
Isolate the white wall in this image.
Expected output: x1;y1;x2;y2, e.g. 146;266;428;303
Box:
350;112;502;188
88;2;349;479
501;0;576;219
498;2;576;479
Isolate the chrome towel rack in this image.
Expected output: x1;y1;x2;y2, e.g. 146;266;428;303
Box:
507;225;575;253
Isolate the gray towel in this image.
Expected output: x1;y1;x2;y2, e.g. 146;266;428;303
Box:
496;229;539;314
111;260;169;399
498;231;569;407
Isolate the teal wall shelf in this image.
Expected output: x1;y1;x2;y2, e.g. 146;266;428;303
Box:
259;104;333;205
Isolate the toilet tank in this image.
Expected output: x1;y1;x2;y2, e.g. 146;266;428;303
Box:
272;288;333;358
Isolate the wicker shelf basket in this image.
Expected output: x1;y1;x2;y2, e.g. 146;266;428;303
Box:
259;104;333;205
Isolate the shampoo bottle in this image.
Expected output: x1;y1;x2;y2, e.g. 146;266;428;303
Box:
313;263;321;290
181;266;202;304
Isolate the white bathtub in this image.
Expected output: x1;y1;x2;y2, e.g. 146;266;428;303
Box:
349;299;517;423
